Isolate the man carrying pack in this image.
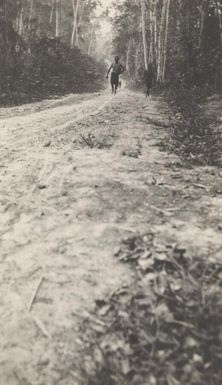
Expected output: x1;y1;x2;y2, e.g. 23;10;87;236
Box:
106;56;124;94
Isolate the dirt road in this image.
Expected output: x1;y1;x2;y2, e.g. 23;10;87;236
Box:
1;88;222;385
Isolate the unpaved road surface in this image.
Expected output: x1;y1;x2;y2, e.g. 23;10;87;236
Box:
1;88;222;385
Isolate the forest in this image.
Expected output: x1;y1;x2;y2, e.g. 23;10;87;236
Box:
0;0;222;105
0;0;106;104
112;0;222;89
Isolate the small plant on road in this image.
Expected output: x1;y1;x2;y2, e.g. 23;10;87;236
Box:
80;130;117;149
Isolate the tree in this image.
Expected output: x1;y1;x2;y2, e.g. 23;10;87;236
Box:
141;0;148;70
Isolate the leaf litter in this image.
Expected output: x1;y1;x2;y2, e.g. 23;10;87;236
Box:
75;232;222;385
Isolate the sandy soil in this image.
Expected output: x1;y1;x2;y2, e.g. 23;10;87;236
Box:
1;88;222;385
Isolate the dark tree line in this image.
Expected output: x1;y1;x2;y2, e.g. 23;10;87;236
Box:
111;0;222;90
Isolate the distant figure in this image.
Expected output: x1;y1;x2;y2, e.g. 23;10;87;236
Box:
106;56;124;94
144;65;154;98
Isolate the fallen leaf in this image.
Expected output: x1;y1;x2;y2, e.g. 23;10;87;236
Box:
98;304;111;317
184;336;198;349
138;258;154;272
155;303;174;322
140;250;152;260
167;375;180;385
38;184;46;190
143;272;157;283
93;347;104;366
155;252;168;261
170;281;182;292
43;141;51;147
114;247;121;256
193;353;203;364
148;374;157;385
121;359;131;375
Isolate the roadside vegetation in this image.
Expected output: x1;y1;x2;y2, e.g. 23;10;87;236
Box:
111;0;222;165
77;234;222;385
162;86;222;166
0;0;106;105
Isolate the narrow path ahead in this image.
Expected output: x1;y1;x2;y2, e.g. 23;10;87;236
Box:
1;89;222;385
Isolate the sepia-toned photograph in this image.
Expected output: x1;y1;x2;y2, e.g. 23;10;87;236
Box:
0;0;222;384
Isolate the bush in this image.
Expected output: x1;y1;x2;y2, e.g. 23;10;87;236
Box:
163;86;222;166
0;36;106;105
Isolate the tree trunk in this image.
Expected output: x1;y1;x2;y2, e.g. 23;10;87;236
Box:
216;0;222;46
162;0;171;81
153;1;158;67
75;24;79;47
141;0;148;70
71;0;76;46
135;44;140;79
126;38;132;73
157;0;167;82
76;2;85;48
71;0;80;47
55;0;59;38
149;2;154;65
28;0;34;32
88;26;94;55
50;0;54;25
199;0;210;49
49;0;55;37
19;7;24;36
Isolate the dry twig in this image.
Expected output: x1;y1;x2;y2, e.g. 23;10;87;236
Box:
34;316;50;338
27;275;44;312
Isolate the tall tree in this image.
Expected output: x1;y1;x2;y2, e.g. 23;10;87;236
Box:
141;0;148;70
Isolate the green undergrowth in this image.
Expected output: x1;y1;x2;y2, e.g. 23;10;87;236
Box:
76;233;222;385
